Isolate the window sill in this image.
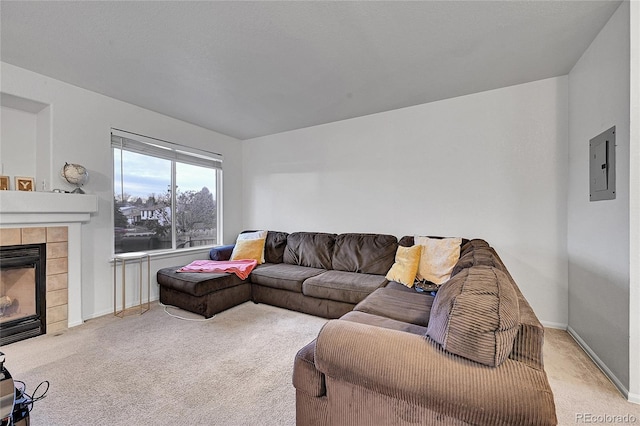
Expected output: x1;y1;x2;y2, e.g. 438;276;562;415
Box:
110;245;218;263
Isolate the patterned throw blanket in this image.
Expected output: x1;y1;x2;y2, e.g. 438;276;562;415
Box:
177;259;258;280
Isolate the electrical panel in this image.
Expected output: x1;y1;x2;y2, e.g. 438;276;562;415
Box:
589;126;615;201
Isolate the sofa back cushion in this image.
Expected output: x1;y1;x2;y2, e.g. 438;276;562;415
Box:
398;235;470;248
426;265;520;367
284;232;336;269
459;239;490;257
265;231;289;264
450;247;504;277
331;233;398;275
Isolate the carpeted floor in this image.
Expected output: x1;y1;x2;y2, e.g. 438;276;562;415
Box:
2;302;327;426
544;328;640;425
2;302;639;425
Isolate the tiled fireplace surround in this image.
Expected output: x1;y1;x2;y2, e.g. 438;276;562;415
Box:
0;226;69;334
0;191;98;336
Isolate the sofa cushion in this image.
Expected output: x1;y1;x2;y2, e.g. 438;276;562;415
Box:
450;247;504;277
331;233;398;275
399;235;470;248
426;266;520;367
459;238;490;257
384;281;419;293
341;311;428;335
302;270;387;304
353;287;434;327
240;230;289;263
283;232;336;269
156;266;246;297
249;263;326;292
265;231;289;264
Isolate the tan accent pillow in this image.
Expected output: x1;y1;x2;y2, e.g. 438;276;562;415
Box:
414;236;462;285
236;230;268;263
230;238;266;263
385;245;422;287
426;266;520;367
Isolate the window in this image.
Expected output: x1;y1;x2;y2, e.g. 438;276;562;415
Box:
112;129;222;254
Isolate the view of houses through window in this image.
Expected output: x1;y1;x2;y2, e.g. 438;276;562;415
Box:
112;131;221;254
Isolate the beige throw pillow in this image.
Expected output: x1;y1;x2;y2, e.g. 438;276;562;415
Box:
414;236;462;285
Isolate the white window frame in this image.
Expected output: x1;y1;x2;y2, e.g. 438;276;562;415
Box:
111;128;223;253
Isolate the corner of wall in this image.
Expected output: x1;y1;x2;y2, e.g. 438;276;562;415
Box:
628;0;640;402
567;326;630;400
567;0;631;393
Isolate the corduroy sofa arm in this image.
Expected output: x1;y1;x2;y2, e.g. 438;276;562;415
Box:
314;320;557;426
293;339;325;397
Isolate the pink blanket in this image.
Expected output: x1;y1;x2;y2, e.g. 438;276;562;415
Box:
177;259;258;280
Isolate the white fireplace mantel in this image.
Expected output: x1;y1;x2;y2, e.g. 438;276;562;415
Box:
1;191;98;328
0;191;98;224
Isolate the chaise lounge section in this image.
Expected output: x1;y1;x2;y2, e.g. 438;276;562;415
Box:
156;230;557;425
157;231;401;319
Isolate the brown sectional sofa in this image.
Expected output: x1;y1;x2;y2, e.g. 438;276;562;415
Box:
156;231;557;425
158;231;399;319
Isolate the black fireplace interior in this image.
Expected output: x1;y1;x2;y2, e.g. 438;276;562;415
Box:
0;243;46;346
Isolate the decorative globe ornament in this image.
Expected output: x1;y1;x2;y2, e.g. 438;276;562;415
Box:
61;162;89;194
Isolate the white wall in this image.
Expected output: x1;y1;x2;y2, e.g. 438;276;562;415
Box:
0;62;244;320
567;2;631;395
243;76;569;326
0;106;37;180
628;0;639;404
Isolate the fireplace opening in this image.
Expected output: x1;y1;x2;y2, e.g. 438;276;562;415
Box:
0;244;46;346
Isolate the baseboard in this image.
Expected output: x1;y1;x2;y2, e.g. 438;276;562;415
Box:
68;319;84;328
541;321;567;329
567;326;631;401
82;296;160;322
629;392;640;405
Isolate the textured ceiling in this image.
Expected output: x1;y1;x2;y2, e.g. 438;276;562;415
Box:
0;1;621;140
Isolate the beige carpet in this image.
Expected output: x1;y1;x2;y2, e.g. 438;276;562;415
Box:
544;328;640;425
2;302;327;426
3;302;639;425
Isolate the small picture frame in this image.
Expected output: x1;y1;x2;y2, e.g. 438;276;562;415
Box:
0;176;9;190
15;176;35;192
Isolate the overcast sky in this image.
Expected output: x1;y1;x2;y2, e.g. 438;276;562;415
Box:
114;149;216;201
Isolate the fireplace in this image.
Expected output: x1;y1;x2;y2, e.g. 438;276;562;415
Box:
0;226;70;339
0;192;98;333
0;243;47;345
